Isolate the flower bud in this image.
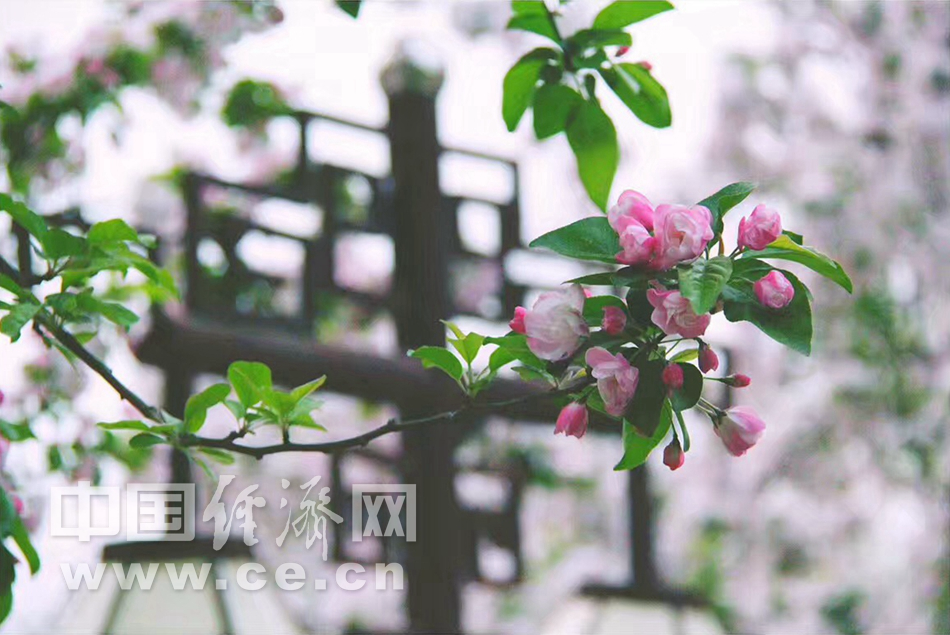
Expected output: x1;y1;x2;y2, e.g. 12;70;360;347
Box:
509;306;527;334
601;306;627;335
0;389;4;407
715;406;766;456
616;46;630;57
554;402;589;439
11;493;24;515
738;204;782;251
698;343;719;374
635;60;653;71
663;439;685;470
662;364;684;391
730;374;751;387
754;271;795;309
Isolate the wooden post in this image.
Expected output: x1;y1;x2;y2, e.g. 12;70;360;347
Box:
382;46;463;634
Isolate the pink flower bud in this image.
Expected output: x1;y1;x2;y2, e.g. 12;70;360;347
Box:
715;406;766;456
583;288;593;298
754;271;795;309
731;374;751;387
11;493;24;515
698;343;719;374
0;389;4;407
662;364;684;390
635;60;653;71
601;306;627;335
616;46;630;57
663;439;685;470
554;402;589;439
737;204;782;251
509;306;527;334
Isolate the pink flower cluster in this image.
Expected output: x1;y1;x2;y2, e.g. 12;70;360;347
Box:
608;190;714;271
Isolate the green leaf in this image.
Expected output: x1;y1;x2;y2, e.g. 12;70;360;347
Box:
507;1;560;42
743;235;853;293
600;63;671;128
723;267;813;355
75;294;140;328
625;359;668;435
503;48;559;132
670;348;699;363
583;294;627;326
184;383;231;433
88;219;139;245
615;398;673;470
670;362;703;411
96;420;150;432
0;193;47;238
0;421;34;441
529;217;620;263
593;1;674;29
42;229;86;260
336;0;361;18
566;99;619;210
512;365;556;386
1;301;40;342
566;267;650;287
696;181;756;236
198;447;236;465
228;361;273;408
0;275;25;298
408;346;464;381
449;332;484;365
485;334;546;370
568;28;632;51
129;433;165;449
678;256;733;315
290;376;326;403
0;489;40;575
532;84;583;139
224;399;246;421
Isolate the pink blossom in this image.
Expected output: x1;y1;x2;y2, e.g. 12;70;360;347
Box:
601;306;627;335
716;406;766;456
615;46;630;58
509;306;527;334
738;204;782;251
523;285;589;361
663;439;685;470
647;289;711;338
608;190;654;232
754;271;795;309
698;343;719;373
651;204;714;270
616;221;656;266
662;364;684;390
554;402;589;439
585;347;639;417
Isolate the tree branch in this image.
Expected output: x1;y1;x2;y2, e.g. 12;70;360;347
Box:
180;384;585;460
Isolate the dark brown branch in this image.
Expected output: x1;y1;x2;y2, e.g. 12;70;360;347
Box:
179;384;586;460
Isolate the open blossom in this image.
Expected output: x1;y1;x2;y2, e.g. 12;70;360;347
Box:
647;289;711;338
522;285;589;361
698;342;719;373
738;204;782;250
554;402;589;439
716;406;766;456
616;221;655;265
754;271;795;309
608;189;655;232
663;439;685;470
601;306;627;335
651;204;714;270
586;347;639;416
